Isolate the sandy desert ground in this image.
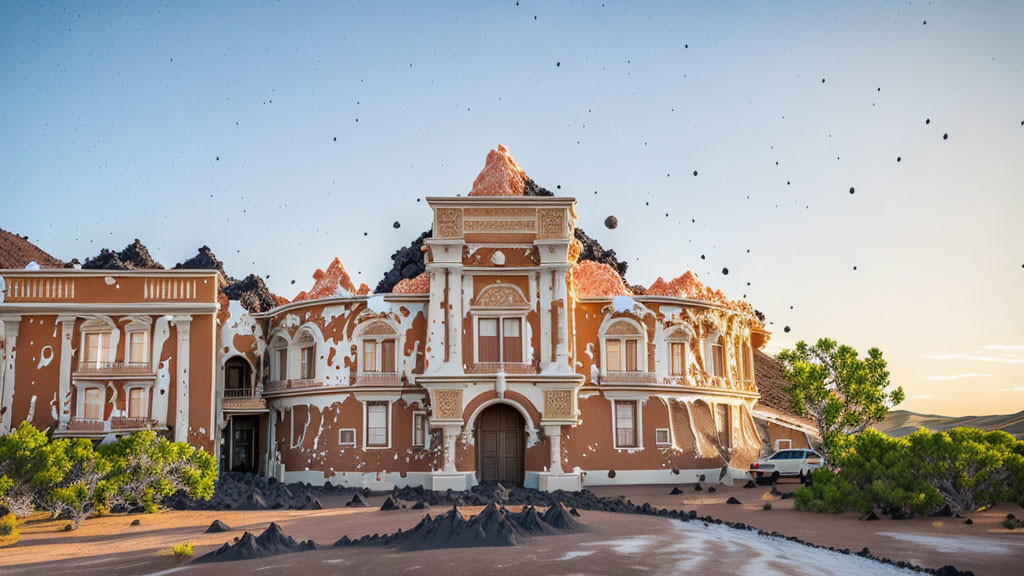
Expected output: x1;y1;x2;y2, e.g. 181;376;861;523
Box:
1;481;1021;576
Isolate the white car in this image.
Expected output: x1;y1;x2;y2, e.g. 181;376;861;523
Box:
749;449;824;484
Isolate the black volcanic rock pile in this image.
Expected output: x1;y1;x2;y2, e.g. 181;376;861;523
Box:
523;177;554;196
83;239;164;270
174;245;228;277
575;227;629;281
389;483;644;514
222;274;279;313
205;519;231;533
335;502;584;551
194;522;317;563
164;472;346;511
375;229;431;293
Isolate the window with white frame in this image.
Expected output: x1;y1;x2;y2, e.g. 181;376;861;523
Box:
603;321;642;373
412;411;428;447
359;322;399;373
82;332;111;367
366;401;389;448
338;428;356;447
704;332;726;378
655;428;670;445
270;336;288;381
297;332;316;379
614;400;639;448
715;404;731;447
82;386;104;419
741;343;753;381
127;331;148;364
476;317;523;363
127;386;148;418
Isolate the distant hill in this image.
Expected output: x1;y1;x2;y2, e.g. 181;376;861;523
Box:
874;409;1024;439
0;227;64;269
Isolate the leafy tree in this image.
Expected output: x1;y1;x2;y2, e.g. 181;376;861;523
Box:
776;338;904;459
98;430;216;513
0;423;72;516
907;427;1024;513
44;438;109;528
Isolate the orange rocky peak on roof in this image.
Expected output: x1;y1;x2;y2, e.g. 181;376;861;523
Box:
393;272;430;294
574;260;632;298
293;257;370;301
468;144;529;197
648;271;754;314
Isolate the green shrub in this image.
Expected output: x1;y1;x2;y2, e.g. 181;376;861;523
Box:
796;427;1024;517
0;512;18;548
169;542;193;561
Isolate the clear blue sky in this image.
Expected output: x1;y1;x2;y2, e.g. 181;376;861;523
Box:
2;1;1022;416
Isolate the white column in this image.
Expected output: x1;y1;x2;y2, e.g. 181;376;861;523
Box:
442;424;460;473
424;267;447;374
56;316;76;428
172;315;192;442
447;266;463;370
553;266;571;373
544;424;563;473
538;270;553;371
0;316;21;434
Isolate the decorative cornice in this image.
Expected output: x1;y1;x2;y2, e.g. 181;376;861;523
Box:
0;302;218;315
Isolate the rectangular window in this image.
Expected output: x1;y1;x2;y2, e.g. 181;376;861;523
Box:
338;429;356;447
712;343;725;377
478;318;500;363
226;365;244;389
606;340;622;371
84;332;110;364
381;339;396;372
625;339;638;371
412;412;427;447
363;341;378;372
716;404;731;447
300;346;315;379
655;428;670;445
275;348;288;380
366;401;389;447
743;346;752;381
128;332;148;363
502;318;522;363
83;388;103;420
614;400;638;448
670;342;686;375
127;388;147;418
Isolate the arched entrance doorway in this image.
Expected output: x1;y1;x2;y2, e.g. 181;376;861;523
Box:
474;403;525;485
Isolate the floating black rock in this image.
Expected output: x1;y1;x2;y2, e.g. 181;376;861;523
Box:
604;215;618;229
849;187;855;194
205;520;231;533
195;523;317;563
784;326;791;333
393;221;401;229
726;497;742;505
669;486;684;495
380;495;402;511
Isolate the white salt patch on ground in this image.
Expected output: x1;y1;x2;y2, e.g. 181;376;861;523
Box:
557;550;596;561
877;531;1024;556
585;520;919;576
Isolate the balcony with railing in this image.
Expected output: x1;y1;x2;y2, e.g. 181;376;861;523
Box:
222;387;267;410
110;416;158;430
600;370;657;385
74;361;153;376
465;362;539;375
263;378;323;395
354;372;403;386
67;418;105;431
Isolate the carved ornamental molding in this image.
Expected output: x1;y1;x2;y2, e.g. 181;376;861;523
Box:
434;389;463;419
435;208;463;238
544;389;573;419
474;284;529;308
537;208;569;239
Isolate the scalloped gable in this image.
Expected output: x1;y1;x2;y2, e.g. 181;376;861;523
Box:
574;260;633;298
468;144;528;197
393;272;429;294
293;257;370;301
648;270;754;315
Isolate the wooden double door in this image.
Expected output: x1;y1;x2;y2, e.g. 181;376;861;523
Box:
474;404;525;485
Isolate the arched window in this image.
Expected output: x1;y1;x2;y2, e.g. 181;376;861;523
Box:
358;321;398;374
703;331;726;378
665;327;692;377
296;330;316;379
602;320;644;374
224;356;253;394
269;334;289;381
